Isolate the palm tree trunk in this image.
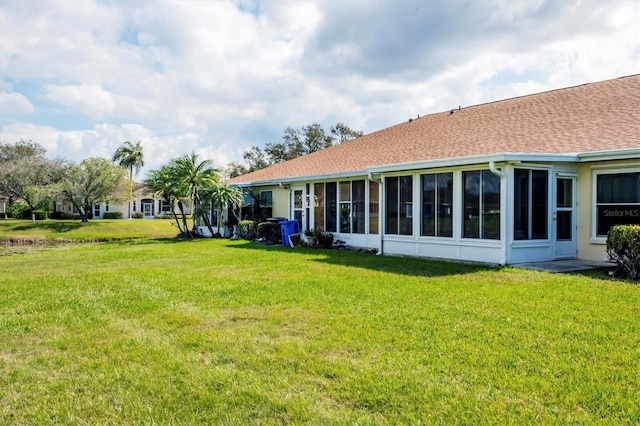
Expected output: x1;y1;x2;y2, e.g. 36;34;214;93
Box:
176;200;192;238
129;169;133;219
195;193;216;237
169;201;184;234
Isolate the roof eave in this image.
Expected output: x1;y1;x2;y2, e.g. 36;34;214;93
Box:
367;153;580;174
229;169;369;187
229;148;638;187
577;148;640;162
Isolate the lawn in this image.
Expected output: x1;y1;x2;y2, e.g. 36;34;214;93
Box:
0;218;179;242
1;221;638;424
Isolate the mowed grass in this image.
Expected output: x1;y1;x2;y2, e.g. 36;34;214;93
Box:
0;218;179;242
1;226;639;424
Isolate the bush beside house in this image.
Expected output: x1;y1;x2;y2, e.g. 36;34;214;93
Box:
239;220;258;240
103;212;123;219
607;225;640;281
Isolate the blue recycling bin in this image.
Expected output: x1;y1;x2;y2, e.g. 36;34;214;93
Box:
280;220;300;247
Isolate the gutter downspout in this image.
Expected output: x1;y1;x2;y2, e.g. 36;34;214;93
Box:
368;172;384;255
488;161;508;266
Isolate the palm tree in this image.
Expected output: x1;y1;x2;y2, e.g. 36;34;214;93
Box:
173;152;219;237
144;165;188;236
206;183;244;233
112;140;144;218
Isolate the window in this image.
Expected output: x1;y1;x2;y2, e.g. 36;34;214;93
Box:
314;183;325;230
514;169;548;240
385;175;413;235
260;190;273;219
326;182;337;232
337;180;366;234
94;203;100;218
369;181;379;234
595;172;640;237
212;209;219;227
339;181;351;233
159;199;171;213
312;181;369;234
463;170;500;240
421;172;453;237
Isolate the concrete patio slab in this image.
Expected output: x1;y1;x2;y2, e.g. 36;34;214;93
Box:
513;259;615;273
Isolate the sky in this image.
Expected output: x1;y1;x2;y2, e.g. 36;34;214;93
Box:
1;0;638;178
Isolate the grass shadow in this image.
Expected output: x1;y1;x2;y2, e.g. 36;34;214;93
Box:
226;240;498;278
11;221;86;233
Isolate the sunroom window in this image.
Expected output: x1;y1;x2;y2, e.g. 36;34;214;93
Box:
513;169;548;240
463;170;500;240
385;175;413;235
421;172;453;237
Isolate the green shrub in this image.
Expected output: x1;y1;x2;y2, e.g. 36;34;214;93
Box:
132;212;144;219
154;213;173;220
257;222;281;242
239;220;258;240
6;202;31;219
317;230;334;248
103;212;123;219
607;224;640;281
32;210;48;220
51;211;82;220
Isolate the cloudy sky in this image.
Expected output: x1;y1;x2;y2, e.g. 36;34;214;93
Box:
1;0;638;177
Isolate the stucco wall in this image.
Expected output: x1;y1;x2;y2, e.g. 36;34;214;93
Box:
576;159;640;262
270;186;290;219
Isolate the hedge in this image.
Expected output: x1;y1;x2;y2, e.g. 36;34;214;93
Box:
257;222;281;242
606;224;640;281
239;220;258;240
103;212;123;219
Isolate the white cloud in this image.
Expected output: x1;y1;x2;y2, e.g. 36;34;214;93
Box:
0;91;35;116
44;84;115;120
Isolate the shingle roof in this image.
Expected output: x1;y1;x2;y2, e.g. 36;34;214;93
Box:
228;74;640;185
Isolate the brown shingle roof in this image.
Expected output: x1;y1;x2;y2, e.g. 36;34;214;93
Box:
229;75;640;185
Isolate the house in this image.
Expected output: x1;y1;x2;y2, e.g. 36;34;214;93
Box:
54;183;192;219
228;75;640;265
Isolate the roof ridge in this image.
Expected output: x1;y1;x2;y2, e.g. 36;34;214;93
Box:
443;73;640;114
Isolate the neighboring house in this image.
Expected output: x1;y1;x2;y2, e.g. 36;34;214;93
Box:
228;75;640;265
54;183;193;219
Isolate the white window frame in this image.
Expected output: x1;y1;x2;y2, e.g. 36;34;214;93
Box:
591;166;640;241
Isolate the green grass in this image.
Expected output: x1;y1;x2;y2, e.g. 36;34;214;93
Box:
0;218;179;242
1;228;638;424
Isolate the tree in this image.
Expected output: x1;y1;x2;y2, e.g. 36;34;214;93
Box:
242;146;270;173
0;139;66;211
204;183;244;232
144;165;189;236
112;140;144;218
223;161;249;179
173;152;220;237
57;157;129;222
239;122;362;173
331;122;363;144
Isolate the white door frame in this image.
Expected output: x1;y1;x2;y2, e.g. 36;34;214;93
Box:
142;202;154;218
553;173;577;259
291;186;305;230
